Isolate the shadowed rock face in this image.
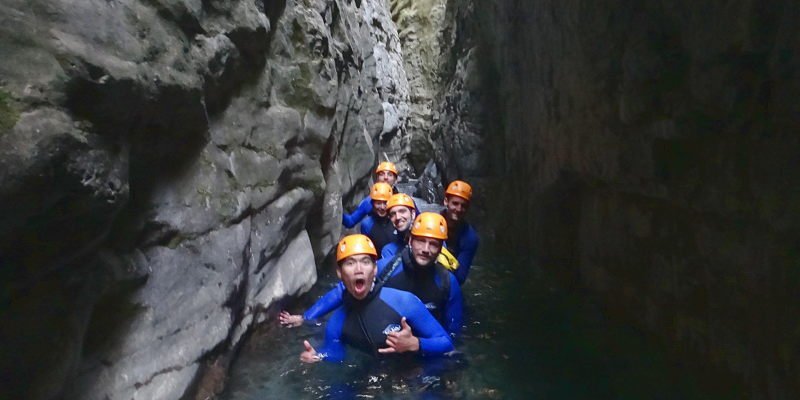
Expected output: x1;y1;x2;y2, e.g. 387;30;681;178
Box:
447;1;800;398
0;0;409;398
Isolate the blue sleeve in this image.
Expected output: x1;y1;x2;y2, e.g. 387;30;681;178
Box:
342;196;372;228
360;215;375;235
443;273;464;337
453;226;479;284
316;307;347;363
382;289;454;356
303;282;345;321
377;256;391;272
380;242;400;260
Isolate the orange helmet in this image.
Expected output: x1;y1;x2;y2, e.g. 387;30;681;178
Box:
387;193;416;211
370;182;393;201
445;180;473;201
375;161;398;176
411;212;448;240
336;234;378;262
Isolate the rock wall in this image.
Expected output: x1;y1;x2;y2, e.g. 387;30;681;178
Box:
0;0;409;398
471;1;800;398
388;0;486;181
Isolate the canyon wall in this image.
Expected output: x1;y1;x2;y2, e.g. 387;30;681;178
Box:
0;0;410;398
472;1;800;398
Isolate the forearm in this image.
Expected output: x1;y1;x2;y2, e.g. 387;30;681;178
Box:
302;283;345;321
343;197;372;228
418;335;454;356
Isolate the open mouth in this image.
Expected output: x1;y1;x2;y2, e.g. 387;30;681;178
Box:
354;278;367;292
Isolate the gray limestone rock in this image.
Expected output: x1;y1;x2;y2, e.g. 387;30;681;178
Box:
0;0;411;399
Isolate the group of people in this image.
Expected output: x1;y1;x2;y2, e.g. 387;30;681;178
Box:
279;161;479;363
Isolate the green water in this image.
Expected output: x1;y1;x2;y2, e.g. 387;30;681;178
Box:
222;256;740;399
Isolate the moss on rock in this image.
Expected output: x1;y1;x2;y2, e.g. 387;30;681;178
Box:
0;90;19;136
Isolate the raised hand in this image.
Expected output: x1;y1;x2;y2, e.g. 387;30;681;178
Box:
300;340;321;363
378;317;420;354
279;310;304;328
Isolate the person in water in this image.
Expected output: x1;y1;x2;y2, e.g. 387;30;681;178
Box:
441;180;479;285
280;214;463;338
359;182;396;254
376;212;463;337
379;193;417;259
381;193;459;270
342;161;398;228
299;234;454;363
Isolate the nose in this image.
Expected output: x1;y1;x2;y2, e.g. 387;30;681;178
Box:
423;241;432;253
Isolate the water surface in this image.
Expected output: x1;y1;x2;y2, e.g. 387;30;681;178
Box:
223;256;740;399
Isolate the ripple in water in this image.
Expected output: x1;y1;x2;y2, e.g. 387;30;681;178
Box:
223;257;741;399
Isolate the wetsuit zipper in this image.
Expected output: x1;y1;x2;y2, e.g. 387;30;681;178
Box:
356;310;378;357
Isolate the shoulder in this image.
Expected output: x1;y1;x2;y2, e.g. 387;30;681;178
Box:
380;287;424;309
381;242;399;259
463;224;479;243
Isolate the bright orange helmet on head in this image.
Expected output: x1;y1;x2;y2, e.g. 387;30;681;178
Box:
411;212;448;240
445;180;473;202
336;234;378;262
375;161;398;176
387;193;416;211
370;182;393;201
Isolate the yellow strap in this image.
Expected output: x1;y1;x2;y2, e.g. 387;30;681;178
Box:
437;247;460;271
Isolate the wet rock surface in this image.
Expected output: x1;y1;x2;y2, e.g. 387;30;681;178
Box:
0;0;410;398
467;1;800;398
3;0;799;399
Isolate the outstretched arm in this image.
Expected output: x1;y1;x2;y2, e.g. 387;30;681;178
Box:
342;196;372;228
302;282;346;321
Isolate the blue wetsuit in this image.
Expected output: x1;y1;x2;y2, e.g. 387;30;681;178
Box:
443;219;479;285
303;249;463;337
343;186;407;228
377;248;463;336
360;213;396;255
381;240;404;260
379;227;409;260
314;286;454;362
342;195;373;228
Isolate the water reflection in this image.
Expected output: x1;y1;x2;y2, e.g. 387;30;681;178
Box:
223;257;739;399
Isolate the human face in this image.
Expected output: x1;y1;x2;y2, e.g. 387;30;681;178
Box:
372;200;388;217
409;235;442;267
376;170;397;186
337;254;377;300
389;206;415;232
443;195;469;224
